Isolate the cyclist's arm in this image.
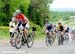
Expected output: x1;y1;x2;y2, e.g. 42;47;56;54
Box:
24;16;30;26
9;22;11;28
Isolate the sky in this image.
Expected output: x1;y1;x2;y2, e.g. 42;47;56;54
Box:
50;0;75;11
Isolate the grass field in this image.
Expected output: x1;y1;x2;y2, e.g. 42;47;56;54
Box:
0;27;45;40
0;27;9;40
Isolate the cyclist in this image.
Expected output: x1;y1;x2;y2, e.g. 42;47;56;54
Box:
64;26;69;42
65;27;70;33
56;22;65;44
32;26;36;36
13;9;30;36
9;17;16;44
45;19;54;42
9;17;16;37
13;9;30;45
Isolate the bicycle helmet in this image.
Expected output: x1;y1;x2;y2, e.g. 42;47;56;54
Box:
15;9;21;15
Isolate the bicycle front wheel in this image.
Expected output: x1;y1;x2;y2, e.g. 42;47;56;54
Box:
27;34;34;48
15;33;22;49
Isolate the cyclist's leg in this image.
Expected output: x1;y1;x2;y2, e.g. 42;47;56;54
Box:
52;31;56;43
48;31;53;40
49;31;52;37
60;31;64;44
17;20;22;32
24;28;29;36
62;31;64;40
51;31;56;44
22;23;29;37
10;32;12;37
60;31;64;39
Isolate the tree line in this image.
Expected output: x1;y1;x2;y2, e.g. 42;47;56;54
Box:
50;11;75;22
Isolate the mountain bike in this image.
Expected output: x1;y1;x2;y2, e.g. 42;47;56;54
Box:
15;29;34;49
46;32;54;46
57;31;64;45
64;32;69;44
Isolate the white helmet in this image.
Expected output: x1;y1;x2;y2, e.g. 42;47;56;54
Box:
15;9;21;15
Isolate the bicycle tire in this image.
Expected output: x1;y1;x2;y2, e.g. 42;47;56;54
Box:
27;34;34;48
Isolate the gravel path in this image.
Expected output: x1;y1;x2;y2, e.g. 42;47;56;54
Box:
0;38;75;54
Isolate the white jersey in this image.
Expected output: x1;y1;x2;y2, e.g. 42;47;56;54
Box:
9;22;15;32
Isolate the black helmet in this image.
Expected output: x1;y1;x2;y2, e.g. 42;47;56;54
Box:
58;22;61;24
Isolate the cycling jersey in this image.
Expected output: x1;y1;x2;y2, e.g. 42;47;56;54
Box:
57;25;64;32
15;13;26;24
15;13;30;28
45;23;53;31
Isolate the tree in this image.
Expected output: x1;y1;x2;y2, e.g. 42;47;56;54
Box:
28;0;53;26
0;0;30;26
0;0;53;26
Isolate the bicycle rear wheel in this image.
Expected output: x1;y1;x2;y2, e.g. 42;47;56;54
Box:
10;33;16;47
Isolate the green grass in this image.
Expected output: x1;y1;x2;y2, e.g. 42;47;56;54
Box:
0;27;45;40
34;31;45;40
0;28;9;40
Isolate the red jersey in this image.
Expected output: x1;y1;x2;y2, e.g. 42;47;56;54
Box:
15;13;26;23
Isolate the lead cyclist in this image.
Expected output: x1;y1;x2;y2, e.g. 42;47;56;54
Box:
13;9;30;36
